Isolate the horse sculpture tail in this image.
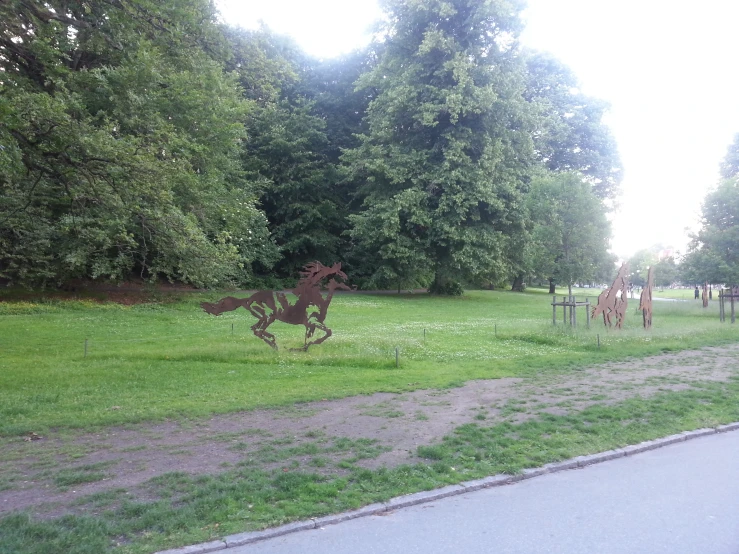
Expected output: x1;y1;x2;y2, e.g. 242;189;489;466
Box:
200;296;250;316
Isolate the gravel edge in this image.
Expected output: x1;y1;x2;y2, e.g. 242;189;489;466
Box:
156;423;739;554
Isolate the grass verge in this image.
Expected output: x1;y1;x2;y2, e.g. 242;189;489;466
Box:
2;376;738;554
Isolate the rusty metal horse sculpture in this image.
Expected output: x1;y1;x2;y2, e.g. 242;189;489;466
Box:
201;262;352;351
592;263;629;329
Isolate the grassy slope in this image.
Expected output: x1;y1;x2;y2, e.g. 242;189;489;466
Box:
0;287;735;436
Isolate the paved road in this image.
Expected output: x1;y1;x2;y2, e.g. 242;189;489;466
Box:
229;431;739;554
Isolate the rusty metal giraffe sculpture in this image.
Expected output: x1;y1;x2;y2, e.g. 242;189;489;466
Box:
592;263;629;329
639;266;654;329
201;262;353;351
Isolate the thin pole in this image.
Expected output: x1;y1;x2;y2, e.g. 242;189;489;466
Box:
231;323;234;335
597;334;600;349
552;296;556;325
572;296;577;327
563;296;566;325
423;328;426;342
586;298;590;329
732;293;735;324
568;296;572;326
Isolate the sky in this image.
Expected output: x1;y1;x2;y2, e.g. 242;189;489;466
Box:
216;0;739;259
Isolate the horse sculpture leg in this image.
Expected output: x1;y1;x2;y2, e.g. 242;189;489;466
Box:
303;321;331;351
251;314;278;350
243;293;282;350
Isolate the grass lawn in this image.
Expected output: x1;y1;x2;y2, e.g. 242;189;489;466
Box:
1;286;738;554
0;286;733;436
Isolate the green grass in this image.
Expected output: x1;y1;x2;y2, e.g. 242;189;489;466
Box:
2;286;739;553
2;377;739;554
0;288;736;436
53;462;115;490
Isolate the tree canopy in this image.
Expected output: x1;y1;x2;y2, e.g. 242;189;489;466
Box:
1;0;275;287
1;0;622;291
526;172;613;294
344;0;537;292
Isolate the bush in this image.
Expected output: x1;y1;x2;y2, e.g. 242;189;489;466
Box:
428;280;464;296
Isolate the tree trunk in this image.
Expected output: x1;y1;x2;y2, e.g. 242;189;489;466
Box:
548;279;556;294
511;273;525;292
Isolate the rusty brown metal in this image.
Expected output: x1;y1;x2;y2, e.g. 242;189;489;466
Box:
591;263;629;329
639;266;654;329
200;262;352;351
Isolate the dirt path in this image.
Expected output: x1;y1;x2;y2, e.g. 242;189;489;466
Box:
2;345;738;518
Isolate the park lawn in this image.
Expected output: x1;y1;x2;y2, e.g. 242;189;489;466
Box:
2;287;739;554
0;287;734;436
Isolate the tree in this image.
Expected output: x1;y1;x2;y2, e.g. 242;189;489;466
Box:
653;256;678;288
720;133;739;180
683;178;739;284
0;0;275;287
523;51;622;200
526;172;612;295
344;0;535;293
625;249;658;287
226;28;366;279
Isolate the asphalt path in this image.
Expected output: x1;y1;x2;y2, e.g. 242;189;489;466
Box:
228;431;739;554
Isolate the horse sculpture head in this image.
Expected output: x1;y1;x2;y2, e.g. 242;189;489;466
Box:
298;262;347;288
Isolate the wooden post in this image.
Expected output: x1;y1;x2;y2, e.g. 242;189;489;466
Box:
552;296;557;325
720;290;725;322
573;297;577;327
732;293;735;324
563;296;566;325
586;298;590;329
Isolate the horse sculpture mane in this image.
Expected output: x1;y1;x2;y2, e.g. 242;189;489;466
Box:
200;262;352;350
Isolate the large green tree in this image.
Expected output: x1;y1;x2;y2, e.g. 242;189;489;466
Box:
682;140;739;285
720;133;739;180
226;28;371;280
0;0;274;287
526;172;612;295
344;0;535;292
523;51;622;200
683;178;739;284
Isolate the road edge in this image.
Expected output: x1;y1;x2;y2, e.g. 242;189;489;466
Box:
157;422;739;554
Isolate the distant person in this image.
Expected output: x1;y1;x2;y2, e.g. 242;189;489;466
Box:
694;286;700;299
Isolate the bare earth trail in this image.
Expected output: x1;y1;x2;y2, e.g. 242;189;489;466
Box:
2;345;738;518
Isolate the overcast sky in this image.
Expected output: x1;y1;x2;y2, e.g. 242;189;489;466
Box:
216;0;739;259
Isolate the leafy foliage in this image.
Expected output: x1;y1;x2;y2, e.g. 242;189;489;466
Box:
720;133;739;180
523;52;622;200
1;1;622;290
344;0;536;293
0;0;274;287
682;178;739;284
526;172;612;293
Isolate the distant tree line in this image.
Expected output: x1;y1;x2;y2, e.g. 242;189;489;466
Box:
1;0;622;292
